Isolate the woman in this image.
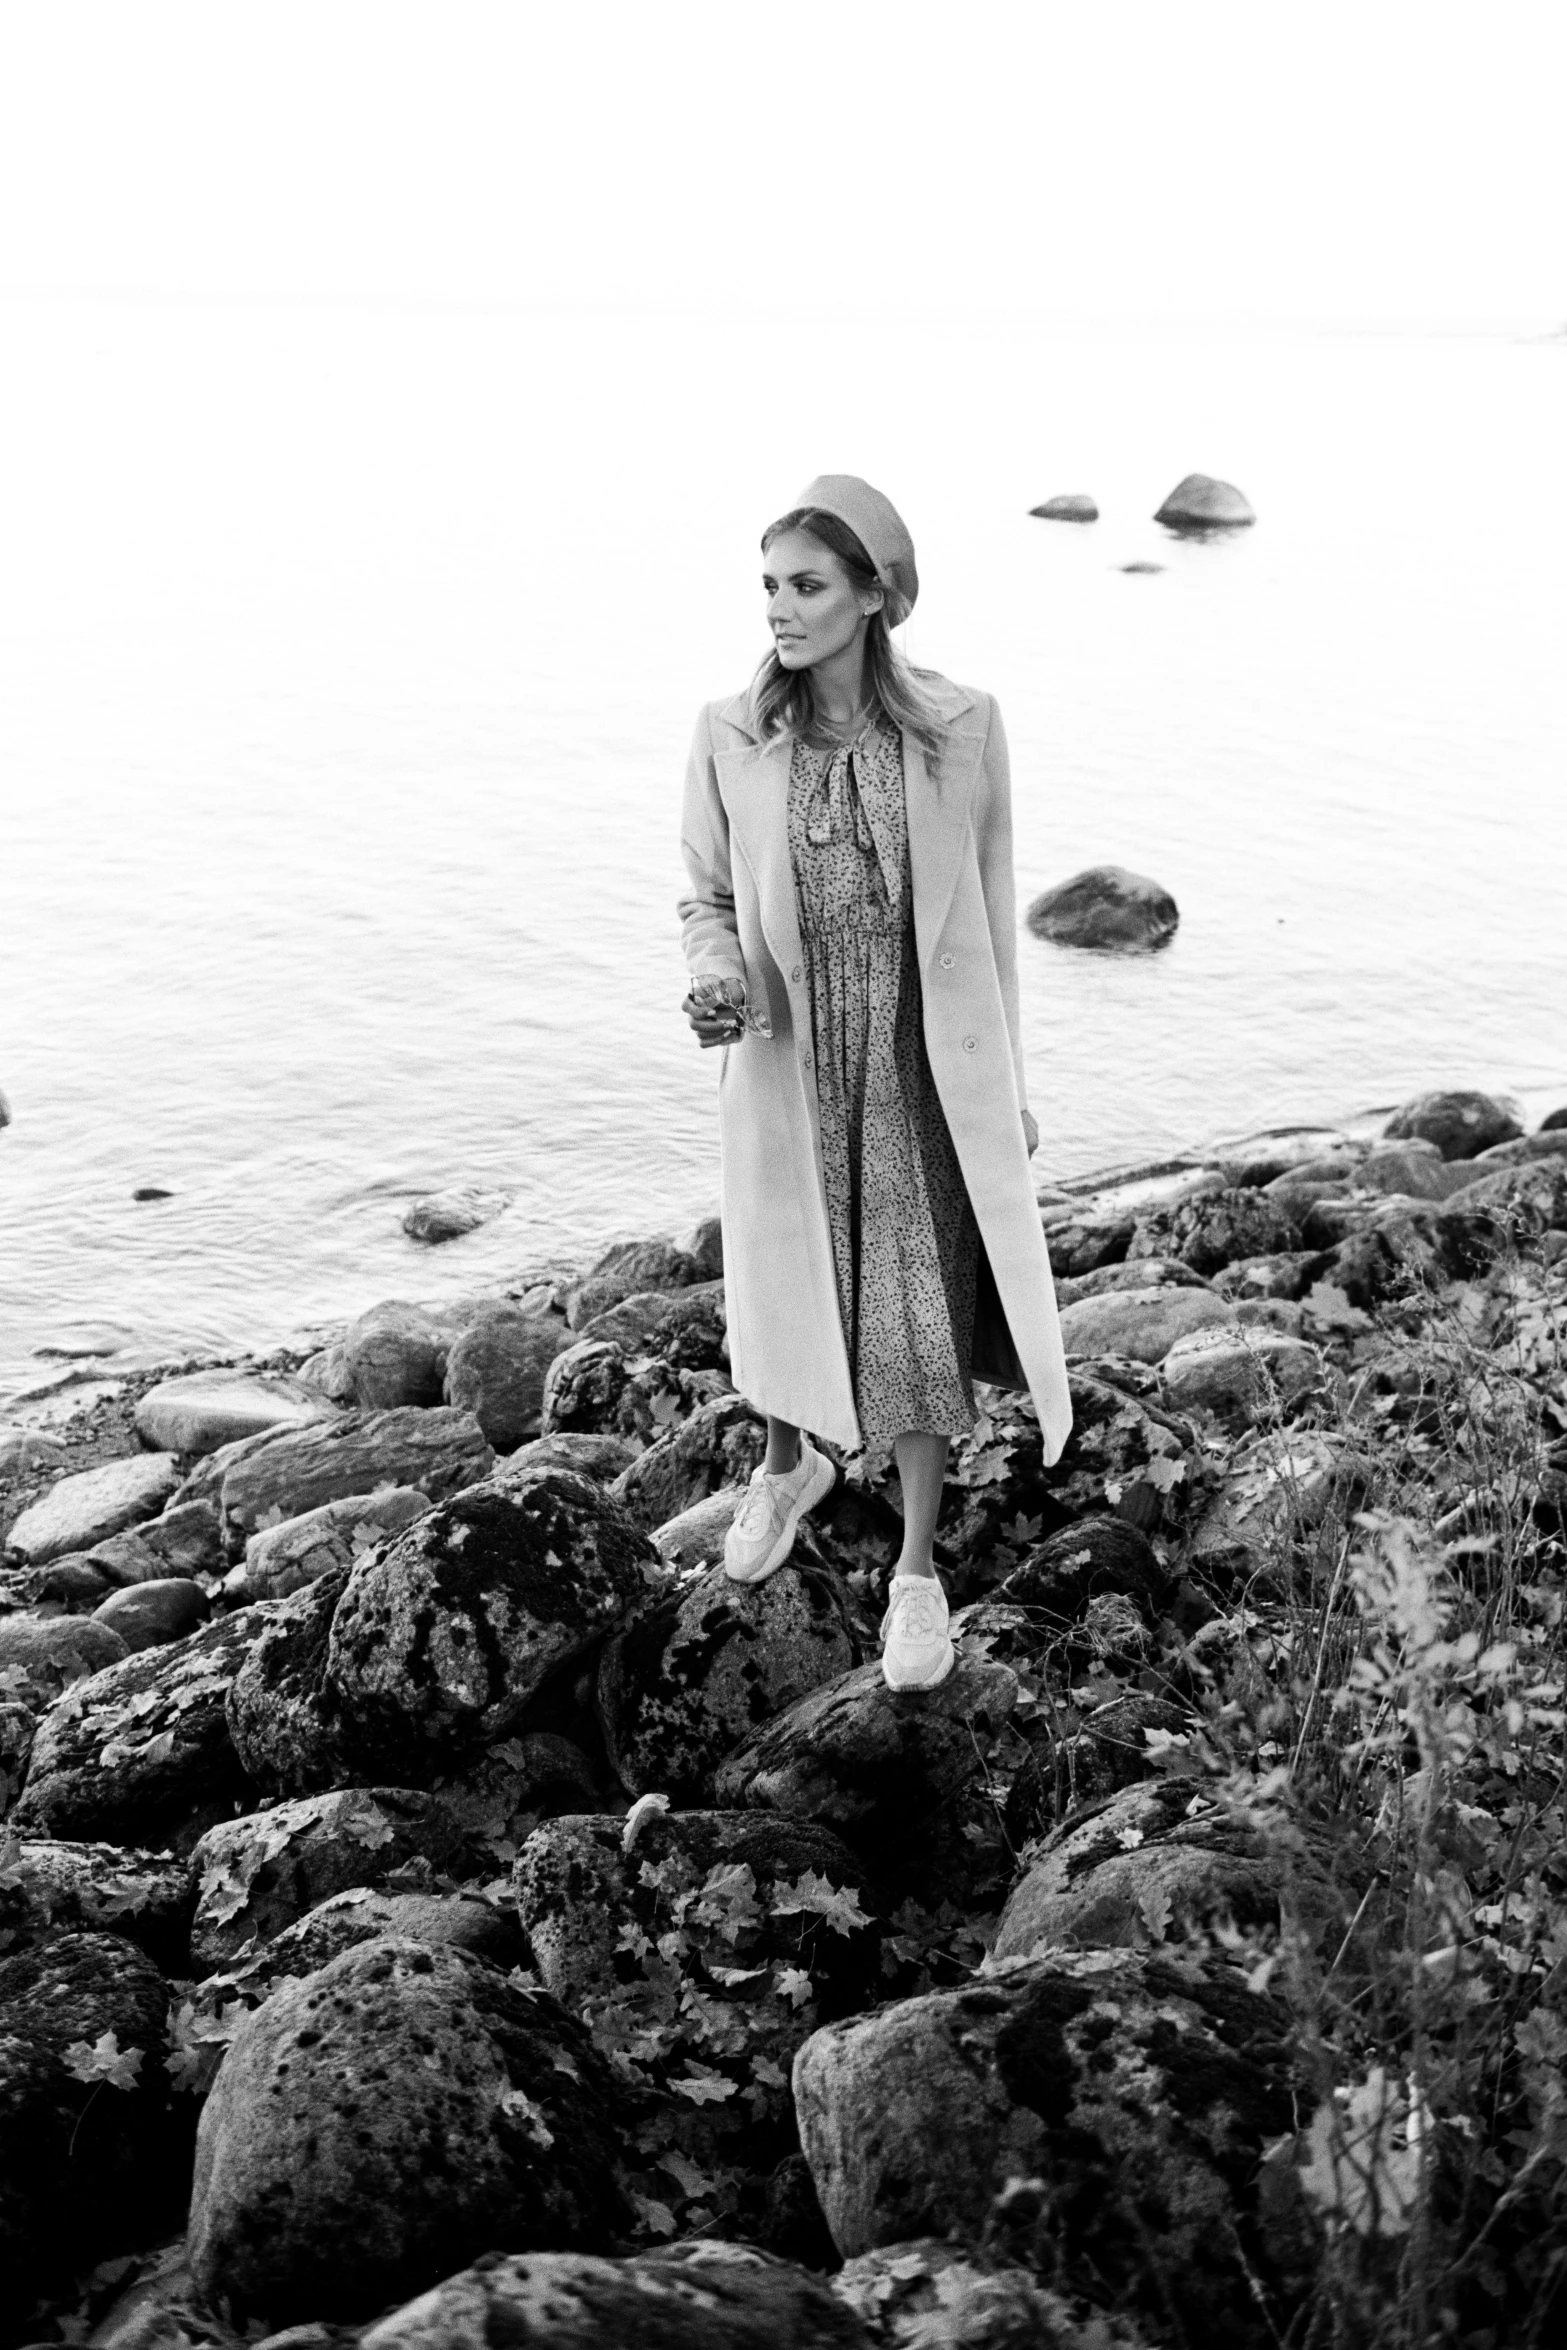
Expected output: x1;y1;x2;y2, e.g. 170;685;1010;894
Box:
678;475;1071;1691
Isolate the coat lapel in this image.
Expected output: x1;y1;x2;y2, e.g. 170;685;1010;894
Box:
712;731;804;978
905;714;984;973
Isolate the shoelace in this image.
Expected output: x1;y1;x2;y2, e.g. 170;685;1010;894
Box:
735;1464;796;1534
886;1584;942;1640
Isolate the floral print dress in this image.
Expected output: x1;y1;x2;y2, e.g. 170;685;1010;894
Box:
787;714;980;1448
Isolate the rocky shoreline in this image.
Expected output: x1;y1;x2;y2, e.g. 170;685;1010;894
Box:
3;1083;1566;2350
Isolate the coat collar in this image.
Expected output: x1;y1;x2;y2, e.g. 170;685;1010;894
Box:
711;671;985;980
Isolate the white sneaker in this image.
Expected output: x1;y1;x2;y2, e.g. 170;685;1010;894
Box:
880;1573;955;1690
722;1438;837;1584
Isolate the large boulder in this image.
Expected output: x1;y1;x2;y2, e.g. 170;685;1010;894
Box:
713;1656;1018;1903
225;1565;356;1795
91;1575;209;1651
995;1515;1169;1624
575;1280;728;1371
515;1810;879;2181
0;1611;128;1695
1053;1254;1212;1308
242;1485;431;1601
1128;1183;1299;1276
1383;1088;1523;1160
309;1301;448;1409
187;1936;625;2323
1153;472;1255;529
325;1468;669;1777
1025;866;1178;953
608;1394;768;1531
794;1949;1298;2347
833;2239;1129;2349
1159;1323;1323;1426
992;1780;1319;1959
134;1371;332;1456
1056;1284;1235;1363
188;1786;467;1973
444;1304;571;1450
12;1610;258;1850
0;1837;193;1971
359;2243;869;2350
5;1451;182;1565
176;1407;494;1553
1439;1154;1567;1233
562;1237;707;1329
0;1931;173;2334
597;1560;859;1803
499;1431;639;1485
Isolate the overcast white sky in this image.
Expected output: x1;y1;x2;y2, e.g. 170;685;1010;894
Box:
0;1;1560;327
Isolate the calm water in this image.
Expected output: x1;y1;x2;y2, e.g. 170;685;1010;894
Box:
2;301;1564;1409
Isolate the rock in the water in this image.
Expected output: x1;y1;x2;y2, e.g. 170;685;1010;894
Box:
562;1236;707;1328
188;1786;466;1972
0;1931;173;2331
1128;1183;1299;1275
576;1280;728;1371
242;1484;431;1602
326;1468;669;1775
360;2242;868;2350
181;1407;493;1552
444;1304;570;1450
1119;560;1165;573
1159;1323;1323;1426
713;1656;1017;1900
13;1610;258;1849
402;1187;509;1244
1154;472;1256;529
1384;1088;1523;1160
225;1565;357;1794
993;1779;1314;1959
0;1611;129;1696
6;1451;182;1565
92;1575;209;1651
1057;1283;1235;1363
1026;866;1178;953
134;1371;332;1456
609;1393;768;1530
187;1935;625;2323
0;1835;192;1969
1029;493;1098;522
597;1559;859;1803
310;1301;449;1409
499;1430;639;1484
833;2239;1118;2349
794;1948;1297;2345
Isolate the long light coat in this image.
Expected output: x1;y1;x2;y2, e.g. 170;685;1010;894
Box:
677;674;1072;1463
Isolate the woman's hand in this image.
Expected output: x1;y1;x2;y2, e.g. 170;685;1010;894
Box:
682;991;744;1050
1022;1106;1039;1158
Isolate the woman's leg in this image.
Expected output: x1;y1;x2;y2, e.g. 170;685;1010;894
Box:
893;1430;950;1580
765;1417;802;1475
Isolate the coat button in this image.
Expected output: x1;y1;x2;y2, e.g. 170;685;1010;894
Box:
802;1052;813;1071
939;952;955;969
962;1036;978;1053
791;964;802;980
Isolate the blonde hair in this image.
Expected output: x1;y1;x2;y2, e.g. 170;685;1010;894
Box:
751;507;948;766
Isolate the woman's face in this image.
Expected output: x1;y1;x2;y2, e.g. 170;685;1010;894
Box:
762;528;882;671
